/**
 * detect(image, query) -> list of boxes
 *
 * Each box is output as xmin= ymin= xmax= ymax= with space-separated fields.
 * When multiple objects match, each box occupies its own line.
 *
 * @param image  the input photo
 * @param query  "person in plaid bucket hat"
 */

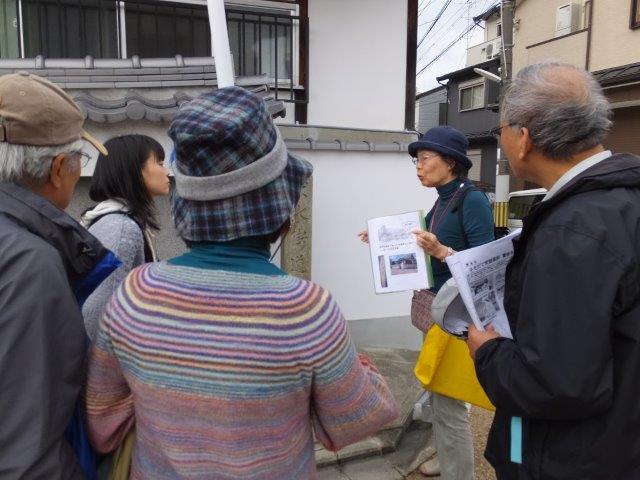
xmin=85 ymin=86 xmax=399 ymax=479
xmin=169 ymin=85 xmax=313 ymax=241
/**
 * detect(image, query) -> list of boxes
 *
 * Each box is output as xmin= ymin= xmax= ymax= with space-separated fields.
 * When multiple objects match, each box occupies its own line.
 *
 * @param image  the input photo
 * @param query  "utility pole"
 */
xmin=207 ymin=0 xmax=235 ymax=88
xmin=493 ymin=0 xmax=515 ymax=236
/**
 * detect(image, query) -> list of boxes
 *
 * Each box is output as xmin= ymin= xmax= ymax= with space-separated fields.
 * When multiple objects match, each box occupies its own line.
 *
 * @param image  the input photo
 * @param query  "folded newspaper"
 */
xmin=443 ymin=230 xmax=521 ymax=339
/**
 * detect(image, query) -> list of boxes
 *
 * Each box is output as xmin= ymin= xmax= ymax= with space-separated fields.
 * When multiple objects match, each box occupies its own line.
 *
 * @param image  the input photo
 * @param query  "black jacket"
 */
xmin=0 ymin=183 xmax=115 ymax=479
xmin=475 ymin=154 xmax=640 ymax=480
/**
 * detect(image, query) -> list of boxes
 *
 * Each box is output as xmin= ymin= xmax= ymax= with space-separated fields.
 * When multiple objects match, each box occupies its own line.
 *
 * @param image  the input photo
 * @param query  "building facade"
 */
xmin=512 ymin=0 xmax=640 ymax=156
xmin=0 ymin=0 xmax=427 ymax=350
xmin=415 ymin=85 xmax=446 ymax=133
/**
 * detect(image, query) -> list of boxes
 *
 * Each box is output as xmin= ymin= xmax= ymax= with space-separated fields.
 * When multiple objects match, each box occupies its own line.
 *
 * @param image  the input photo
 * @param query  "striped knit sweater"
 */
xmin=86 ymin=262 xmax=399 ymax=479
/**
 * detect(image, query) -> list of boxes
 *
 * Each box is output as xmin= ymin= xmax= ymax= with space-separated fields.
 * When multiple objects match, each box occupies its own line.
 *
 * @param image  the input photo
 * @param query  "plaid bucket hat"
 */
xmin=168 ymin=86 xmax=313 ymax=242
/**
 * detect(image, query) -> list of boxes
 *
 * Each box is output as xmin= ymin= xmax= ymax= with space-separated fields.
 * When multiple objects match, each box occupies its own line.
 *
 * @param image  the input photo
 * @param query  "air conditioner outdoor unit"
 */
xmin=555 ymin=3 xmax=581 ymax=37
xmin=484 ymin=39 xmax=501 ymax=60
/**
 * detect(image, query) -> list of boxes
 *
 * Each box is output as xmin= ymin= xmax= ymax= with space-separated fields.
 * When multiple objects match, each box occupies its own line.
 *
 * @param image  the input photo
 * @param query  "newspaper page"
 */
xmin=367 ymin=211 xmax=433 ymax=294
xmin=444 ymin=230 xmax=521 ymax=338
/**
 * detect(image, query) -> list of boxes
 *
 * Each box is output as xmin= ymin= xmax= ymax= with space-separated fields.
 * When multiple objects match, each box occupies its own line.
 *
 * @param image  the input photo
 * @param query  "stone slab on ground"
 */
xmin=315 ymin=347 xmax=423 ymax=467
xmin=318 ymin=421 xmax=432 ymax=480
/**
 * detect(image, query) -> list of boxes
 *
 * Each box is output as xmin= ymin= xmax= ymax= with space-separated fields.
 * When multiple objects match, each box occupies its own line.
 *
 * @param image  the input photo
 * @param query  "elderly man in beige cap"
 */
xmin=0 ymin=72 xmax=119 ymax=479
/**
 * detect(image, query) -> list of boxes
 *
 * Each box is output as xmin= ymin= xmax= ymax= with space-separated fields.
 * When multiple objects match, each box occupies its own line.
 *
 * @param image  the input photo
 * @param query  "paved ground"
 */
xmin=319 ymin=406 xmax=496 ymax=480
xmin=316 ymin=346 xmax=497 ymax=479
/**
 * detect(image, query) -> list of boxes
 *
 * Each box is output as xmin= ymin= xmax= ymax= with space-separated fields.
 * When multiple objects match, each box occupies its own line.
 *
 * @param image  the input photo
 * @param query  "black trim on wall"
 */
xmin=405 ymin=0 xmax=418 ymax=130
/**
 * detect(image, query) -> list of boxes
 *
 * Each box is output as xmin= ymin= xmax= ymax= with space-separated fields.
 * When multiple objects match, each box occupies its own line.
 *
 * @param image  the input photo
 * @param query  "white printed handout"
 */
xmin=367 ymin=211 xmax=434 ymax=294
xmin=444 ymin=230 xmax=521 ymax=338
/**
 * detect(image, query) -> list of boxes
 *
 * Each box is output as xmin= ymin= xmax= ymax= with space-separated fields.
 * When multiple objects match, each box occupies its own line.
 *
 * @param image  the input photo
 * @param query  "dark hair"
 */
xmin=89 ymin=134 xmax=165 ymax=231
xmin=442 ymin=154 xmax=469 ymax=179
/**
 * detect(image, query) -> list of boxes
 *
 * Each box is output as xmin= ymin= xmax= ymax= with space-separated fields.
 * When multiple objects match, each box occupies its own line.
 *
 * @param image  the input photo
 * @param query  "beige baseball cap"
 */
xmin=0 ymin=71 xmax=107 ymax=156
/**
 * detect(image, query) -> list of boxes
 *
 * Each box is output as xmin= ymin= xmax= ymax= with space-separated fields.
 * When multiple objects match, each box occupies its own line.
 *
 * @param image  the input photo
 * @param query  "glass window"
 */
xmin=21 ymin=0 xmax=118 ymax=58
xmin=496 ymin=23 xmax=502 ymax=37
xmin=0 ymin=0 xmax=19 ymax=58
xmin=460 ymin=83 xmax=485 ymax=111
xmin=508 ymin=194 xmax=545 ymax=220
xmin=125 ymin=1 xmax=210 ymax=58
xmin=227 ymin=9 xmax=293 ymax=81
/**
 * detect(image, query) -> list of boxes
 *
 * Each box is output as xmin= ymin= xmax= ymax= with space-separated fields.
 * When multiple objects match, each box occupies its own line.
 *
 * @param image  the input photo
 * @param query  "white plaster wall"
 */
xmin=299 ymin=149 xmax=438 ymax=321
xmin=307 ymin=0 xmax=408 ymax=130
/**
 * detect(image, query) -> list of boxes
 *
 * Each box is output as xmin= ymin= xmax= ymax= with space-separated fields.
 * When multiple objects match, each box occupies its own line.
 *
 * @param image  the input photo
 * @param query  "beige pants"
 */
xmin=431 ymin=392 xmax=474 ymax=480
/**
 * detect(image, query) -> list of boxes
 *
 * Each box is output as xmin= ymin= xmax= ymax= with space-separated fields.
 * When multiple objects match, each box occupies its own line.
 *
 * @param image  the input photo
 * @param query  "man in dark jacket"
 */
xmin=0 ymin=73 xmax=116 ymax=479
xmin=467 ymin=61 xmax=640 ymax=479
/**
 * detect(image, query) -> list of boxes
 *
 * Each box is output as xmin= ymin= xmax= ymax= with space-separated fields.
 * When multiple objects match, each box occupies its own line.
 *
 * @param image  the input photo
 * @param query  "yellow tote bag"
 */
xmin=414 ymin=325 xmax=495 ymax=411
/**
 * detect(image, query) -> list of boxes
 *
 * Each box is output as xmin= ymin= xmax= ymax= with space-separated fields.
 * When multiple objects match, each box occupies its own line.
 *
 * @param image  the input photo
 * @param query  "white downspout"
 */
xmin=207 ymin=0 xmax=235 ymax=88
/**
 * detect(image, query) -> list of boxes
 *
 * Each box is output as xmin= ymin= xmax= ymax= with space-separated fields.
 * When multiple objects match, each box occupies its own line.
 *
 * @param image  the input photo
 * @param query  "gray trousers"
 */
xmin=431 ymin=392 xmax=474 ymax=480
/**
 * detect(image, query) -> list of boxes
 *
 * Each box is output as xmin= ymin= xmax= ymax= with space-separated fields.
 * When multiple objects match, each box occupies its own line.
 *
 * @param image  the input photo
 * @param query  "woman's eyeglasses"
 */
xmin=411 ymin=153 xmax=439 ymax=166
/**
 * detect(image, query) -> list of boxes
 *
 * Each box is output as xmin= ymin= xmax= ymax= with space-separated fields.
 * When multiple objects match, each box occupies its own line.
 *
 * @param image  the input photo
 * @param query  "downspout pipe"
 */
xmin=207 ymin=0 xmax=235 ymax=88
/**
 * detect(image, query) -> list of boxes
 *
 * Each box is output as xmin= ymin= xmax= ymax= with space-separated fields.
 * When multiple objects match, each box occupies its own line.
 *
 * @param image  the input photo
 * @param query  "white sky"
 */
xmin=416 ymin=0 xmax=499 ymax=93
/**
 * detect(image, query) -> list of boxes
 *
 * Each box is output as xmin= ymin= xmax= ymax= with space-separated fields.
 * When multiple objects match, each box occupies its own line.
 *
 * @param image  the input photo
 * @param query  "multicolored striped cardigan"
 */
xmin=85 ymin=261 xmax=399 ymax=479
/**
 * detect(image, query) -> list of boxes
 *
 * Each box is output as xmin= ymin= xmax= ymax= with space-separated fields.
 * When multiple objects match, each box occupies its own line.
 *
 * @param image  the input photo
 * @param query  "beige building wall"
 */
xmin=485 ymin=15 xmax=501 ymax=42
xmin=525 ymin=31 xmax=588 ymax=68
xmin=589 ymin=0 xmax=640 ymax=71
xmin=513 ymin=0 xmax=590 ymax=74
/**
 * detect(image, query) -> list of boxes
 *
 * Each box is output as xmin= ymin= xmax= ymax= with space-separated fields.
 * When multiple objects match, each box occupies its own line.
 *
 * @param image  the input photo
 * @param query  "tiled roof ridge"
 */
xmin=75 ymin=84 xmax=285 ymax=122
xmin=0 ymin=54 xmax=217 ymax=70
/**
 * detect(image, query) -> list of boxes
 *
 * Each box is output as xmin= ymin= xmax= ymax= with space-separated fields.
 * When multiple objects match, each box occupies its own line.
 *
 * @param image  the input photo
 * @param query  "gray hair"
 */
xmin=0 ymin=139 xmax=84 ymax=185
xmin=501 ymin=61 xmax=612 ymax=160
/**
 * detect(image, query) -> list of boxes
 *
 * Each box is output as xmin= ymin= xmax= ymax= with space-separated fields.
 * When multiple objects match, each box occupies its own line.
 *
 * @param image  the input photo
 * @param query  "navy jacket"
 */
xmin=475 ymin=154 xmax=640 ymax=479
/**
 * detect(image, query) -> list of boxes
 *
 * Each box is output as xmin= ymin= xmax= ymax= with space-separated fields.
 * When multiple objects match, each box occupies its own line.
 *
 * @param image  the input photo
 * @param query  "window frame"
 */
xmin=10 ymin=0 xmax=299 ymax=86
xmin=631 ymin=0 xmax=640 ymax=29
xmin=458 ymin=79 xmax=486 ymax=112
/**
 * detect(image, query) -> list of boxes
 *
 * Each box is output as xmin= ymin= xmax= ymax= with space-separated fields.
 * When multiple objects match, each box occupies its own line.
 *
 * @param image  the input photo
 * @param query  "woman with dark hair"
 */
xmin=81 ymin=134 xmax=170 ymax=341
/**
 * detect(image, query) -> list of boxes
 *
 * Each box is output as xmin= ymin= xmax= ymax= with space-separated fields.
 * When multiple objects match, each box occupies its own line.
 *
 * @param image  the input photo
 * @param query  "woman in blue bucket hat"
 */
xmin=360 ymin=125 xmax=494 ymax=478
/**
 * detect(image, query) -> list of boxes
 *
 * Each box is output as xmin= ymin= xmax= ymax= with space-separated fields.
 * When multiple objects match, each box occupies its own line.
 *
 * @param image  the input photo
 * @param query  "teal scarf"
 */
xmin=168 ymin=238 xmax=285 ymax=276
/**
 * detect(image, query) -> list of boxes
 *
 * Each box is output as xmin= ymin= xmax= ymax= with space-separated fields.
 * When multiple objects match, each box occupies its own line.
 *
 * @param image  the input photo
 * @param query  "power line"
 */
xmin=417 ymin=20 xmax=480 ymax=77
xmin=417 ymin=0 xmax=454 ymax=49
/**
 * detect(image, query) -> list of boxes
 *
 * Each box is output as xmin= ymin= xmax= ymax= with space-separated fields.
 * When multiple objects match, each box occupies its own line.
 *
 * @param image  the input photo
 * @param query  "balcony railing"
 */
xmin=466 ymin=37 xmax=502 ymax=67
xmin=2 ymin=0 xmax=306 ymax=102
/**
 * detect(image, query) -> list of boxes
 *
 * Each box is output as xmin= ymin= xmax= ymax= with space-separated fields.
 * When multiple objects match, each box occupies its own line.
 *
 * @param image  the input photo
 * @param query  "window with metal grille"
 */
xmin=21 ymin=0 xmax=118 ymax=58
xmin=124 ymin=0 xmax=211 ymax=58
xmin=0 ymin=0 xmax=297 ymax=85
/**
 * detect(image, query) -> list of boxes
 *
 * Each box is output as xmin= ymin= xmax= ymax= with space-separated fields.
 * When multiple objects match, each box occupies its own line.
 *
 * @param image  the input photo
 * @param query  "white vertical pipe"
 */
xmin=207 ymin=0 xmax=235 ymax=88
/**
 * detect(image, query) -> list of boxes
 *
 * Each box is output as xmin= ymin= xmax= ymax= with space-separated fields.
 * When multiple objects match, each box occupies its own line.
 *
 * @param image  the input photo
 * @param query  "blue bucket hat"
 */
xmin=408 ymin=126 xmax=473 ymax=170
xmin=168 ymin=86 xmax=313 ymax=242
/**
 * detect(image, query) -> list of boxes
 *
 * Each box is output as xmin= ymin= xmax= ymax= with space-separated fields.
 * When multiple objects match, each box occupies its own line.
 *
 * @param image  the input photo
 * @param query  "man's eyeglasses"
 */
xmin=411 ymin=153 xmax=439 ymax=166
xmin=490 ymin=123 xmax=518 ymax=140
xmin=70 ymin=151 xmax=92 ymax=168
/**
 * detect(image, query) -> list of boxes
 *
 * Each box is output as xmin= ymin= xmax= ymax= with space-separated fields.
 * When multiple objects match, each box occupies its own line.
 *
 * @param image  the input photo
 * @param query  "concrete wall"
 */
xmin=300 ymin=149 xmax=436 ymax=323
xmin=590 ymin=0 xmax=640 ymax=71
xmin=306 ymin=0 xmax=408 ymax=130
xmin=416 ymin=87 xmax=446 ymax=133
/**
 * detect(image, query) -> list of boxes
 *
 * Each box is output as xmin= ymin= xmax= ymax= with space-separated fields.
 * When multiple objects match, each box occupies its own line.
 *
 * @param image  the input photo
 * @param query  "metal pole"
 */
xmin=494 ymin=0 xmax=514 ymax=232
xmin=207 ymin=0 xmax=234 ymax=88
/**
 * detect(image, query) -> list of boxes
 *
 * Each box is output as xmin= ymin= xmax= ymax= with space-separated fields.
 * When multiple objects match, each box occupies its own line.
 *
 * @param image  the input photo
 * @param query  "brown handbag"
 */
xmin=411 ymin=289 xmax=437 ymax=333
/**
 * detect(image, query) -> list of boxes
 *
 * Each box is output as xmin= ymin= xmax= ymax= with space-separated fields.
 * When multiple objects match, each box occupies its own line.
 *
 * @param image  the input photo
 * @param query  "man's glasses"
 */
xmin=70 ymin=151 xmax=92 ymax=168
xmin=490 ymin=123 xmax=518 ymax=140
